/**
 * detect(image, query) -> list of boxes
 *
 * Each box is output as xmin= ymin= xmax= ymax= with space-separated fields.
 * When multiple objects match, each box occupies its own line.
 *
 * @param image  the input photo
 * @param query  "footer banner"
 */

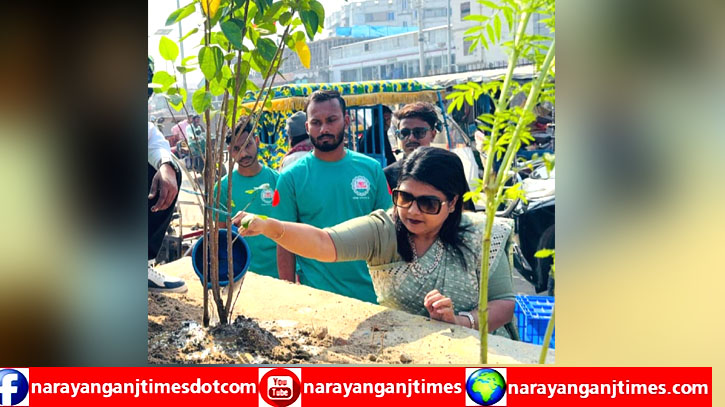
xmin=0 ymin=367 xmax=711 ymax=406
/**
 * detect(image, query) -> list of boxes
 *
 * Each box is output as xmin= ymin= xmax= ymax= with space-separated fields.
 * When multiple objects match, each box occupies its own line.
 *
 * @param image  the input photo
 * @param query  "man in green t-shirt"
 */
xmin=274 ymin=90 xmax=392 ymax=303
xmin=215 ymin=121 xmax=279 ymax=278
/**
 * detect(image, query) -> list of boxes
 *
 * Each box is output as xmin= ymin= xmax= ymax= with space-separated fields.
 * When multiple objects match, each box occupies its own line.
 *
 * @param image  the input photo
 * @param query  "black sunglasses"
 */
xmin=392 ymin=189 xmax=448 ymax=215
xmin=395 ymin=127 xmax=431 ymax=140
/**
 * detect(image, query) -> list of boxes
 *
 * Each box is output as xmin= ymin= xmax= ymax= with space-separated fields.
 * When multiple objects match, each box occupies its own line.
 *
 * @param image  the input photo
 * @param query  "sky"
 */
xmin=148 ymin=0 xmax=345 ymax=88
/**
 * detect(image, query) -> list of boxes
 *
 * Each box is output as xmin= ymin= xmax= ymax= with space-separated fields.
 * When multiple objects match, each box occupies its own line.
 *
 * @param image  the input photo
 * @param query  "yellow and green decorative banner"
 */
xmin=242 ymin=79 xmax=442 ymax=112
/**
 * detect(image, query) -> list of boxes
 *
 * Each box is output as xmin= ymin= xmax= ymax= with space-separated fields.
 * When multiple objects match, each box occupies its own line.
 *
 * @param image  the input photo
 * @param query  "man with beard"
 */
xmin=383 ymin=102 xmax=439 ymax=188
xmin=273 ymin=90 xmax=392 ymax=303
xmin=214 ymin=121 xmax=279 ymax=278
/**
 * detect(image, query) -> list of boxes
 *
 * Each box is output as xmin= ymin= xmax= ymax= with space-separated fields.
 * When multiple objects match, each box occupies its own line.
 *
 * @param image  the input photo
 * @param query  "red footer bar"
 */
xmin=0 ymin=367 xmax=711 ymax=407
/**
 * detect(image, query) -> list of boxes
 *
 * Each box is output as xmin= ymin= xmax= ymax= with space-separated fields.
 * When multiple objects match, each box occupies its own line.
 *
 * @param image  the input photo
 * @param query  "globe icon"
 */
xmin=466 ymin=368 xmax=506 ymax=406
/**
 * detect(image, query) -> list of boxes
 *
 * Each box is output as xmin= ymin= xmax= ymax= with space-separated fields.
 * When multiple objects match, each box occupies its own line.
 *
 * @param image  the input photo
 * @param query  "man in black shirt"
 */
xmin=359 ymin=105 xmax=396 ymax=166
xmin=383 ymin=102 xmax=438 ymax=188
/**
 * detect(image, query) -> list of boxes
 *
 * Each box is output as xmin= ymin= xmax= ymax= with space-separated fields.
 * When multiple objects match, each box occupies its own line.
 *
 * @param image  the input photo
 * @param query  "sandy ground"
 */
xmin=148 ymin=258 xmax=554 ymax=365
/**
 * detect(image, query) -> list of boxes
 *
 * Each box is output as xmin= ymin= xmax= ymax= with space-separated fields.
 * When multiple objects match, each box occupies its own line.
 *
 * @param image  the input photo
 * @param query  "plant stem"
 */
xmin=539 ymin=306 xmax=555 ymax=364
xmin=477 ymin=6 xmax=534 ymax=365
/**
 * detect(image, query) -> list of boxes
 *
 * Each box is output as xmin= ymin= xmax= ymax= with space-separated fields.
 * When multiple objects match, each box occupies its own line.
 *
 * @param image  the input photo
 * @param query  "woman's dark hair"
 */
xmin=394 ymin=147 xmax=473 ymax=267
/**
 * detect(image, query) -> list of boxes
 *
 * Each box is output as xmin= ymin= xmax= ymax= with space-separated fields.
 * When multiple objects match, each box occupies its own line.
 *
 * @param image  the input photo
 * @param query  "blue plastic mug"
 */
xmin=191 ymin=226 xmax=251 ymax=288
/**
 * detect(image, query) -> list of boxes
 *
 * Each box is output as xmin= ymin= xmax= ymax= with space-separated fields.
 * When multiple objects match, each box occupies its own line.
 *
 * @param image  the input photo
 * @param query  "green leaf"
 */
xmin=152 ymin=71 xmax=176 ymax=92
xmin=166 ymin=3 xmax=196 ymax=26
xmin=176 ymin=66 xmax=197 ymax=74
xmin=503 ymin=7 xmax=514 ymax=31
xmin=468 ymin=38 xmax=479 ymax=54
xmin=209 ymin=78 xmax=226 ymax=96
xmin=256 ymin=0 xmax=271 ymax=14
xmin=198 ymin=46 xmax=224 ymax=81
xmin=534 ymin=249 xmax=555 ymax=258
xmin=159 ymin=36 xmax=179 ymax=61
xmin=299 ymin=10 xmax=319 ymax=41
xmin=463 ymin=15 xmax=489 ymax=23
xmin=263 ymin=1 xmax=285 ymax=20
xmin=256 ymin=38 xmax=277 ymax=61
xmin=464 ymin=91 xmax=474 ymax=106
xmin=221 ymin=65 xmax=233 ymax=80
xmin=234 ymin=60 xmax=251 ymax=79
xmin=309 ymin=0 xmax=326 ymax=26
xmin=180 ymin=27 xmax=199 ymax=43
xmin=192 ymin=89 xmax=213 ymax=113
xmin=256 ymin=22 xmax=277 ymax=35
xmin=279 ymin=11 xmax=292 ymax=25
xmin=292 ymin=31 xmax=306 ymax=43
xmin=220 ymin=20 xmax=244 ymax=49
xmin=168 ymin=88 xmax=187 ymax=110
xmin=463 ymin=191 xmax=481 ymax=203
xmin=247 ymin=26 xmax=260 ymax=45
xmin=486 ymin=24 xmax=496 ymax=45
xmin=464 ymin=25 xmax=485 ymax=35
xmin=209 ymin=31 xmax=230 ymax=49
xmin=248 ymin=51 xmax=263 ymax=73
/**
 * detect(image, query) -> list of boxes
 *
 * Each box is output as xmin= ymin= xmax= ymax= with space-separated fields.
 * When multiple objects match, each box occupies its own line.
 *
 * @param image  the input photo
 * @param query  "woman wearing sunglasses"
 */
xmin=233 ymin=147 xmax=515 ymax=332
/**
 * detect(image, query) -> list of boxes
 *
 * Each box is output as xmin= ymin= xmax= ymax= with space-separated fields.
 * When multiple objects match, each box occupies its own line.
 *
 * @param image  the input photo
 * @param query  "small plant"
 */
xmin=447 ymin=0 xmax=555 ymax=363
xmin=151 ymin=0 xmax=324 ymax=325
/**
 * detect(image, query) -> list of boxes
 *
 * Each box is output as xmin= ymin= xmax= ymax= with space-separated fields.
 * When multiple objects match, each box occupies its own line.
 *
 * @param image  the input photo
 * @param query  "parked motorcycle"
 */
xmin=512 ymin=164 xmax=555 ymax=295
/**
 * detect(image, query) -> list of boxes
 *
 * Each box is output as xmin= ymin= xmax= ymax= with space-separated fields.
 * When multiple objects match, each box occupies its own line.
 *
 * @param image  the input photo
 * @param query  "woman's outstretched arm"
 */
xmin=231 ymin=212 xmax=337 ymax=262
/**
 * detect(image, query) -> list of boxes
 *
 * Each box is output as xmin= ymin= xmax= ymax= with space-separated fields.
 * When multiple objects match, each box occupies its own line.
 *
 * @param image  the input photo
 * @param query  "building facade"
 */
xmin=328 ymin=0 xmax=550 ymax=82
xmin=325 ymin=0 xmax=452 ymax=33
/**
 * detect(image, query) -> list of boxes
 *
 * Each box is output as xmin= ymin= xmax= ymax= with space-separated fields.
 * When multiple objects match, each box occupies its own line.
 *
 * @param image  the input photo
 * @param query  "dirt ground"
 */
xmin=148 ymin=257 xmax=554 ymax=365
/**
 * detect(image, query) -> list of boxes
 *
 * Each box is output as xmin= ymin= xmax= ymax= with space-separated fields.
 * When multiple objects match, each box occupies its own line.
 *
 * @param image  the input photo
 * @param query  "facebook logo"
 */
xmin=0 ymin=369 xmax=29 ymax=406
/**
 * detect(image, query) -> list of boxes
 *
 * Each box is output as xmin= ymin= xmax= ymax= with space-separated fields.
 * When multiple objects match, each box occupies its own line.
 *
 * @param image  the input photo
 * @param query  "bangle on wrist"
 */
xmin=458 ymin=311 xmax=476 ymax=329
xmin=273 ymin=222 xmax=286 ymax=240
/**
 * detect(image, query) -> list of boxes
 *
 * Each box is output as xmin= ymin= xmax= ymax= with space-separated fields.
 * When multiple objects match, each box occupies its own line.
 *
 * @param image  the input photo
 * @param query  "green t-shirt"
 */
xmin=274 ymin=149 xmax=393 ymax=303
xmin=215 ymin=165 xmax=279 ymax=278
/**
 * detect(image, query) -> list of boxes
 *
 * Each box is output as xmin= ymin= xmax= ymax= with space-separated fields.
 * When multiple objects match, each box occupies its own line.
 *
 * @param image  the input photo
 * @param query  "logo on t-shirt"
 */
xmin=260 ymin=187 xmax=274 ymax=204
xmin=351 ymin=175 xmax=371 ymax=197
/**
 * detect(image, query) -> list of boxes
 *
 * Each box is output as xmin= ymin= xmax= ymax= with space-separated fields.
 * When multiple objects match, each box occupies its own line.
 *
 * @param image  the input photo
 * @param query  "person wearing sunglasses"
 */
xmin=233 ymin=147 xmax=515 ymax=332
xmin=383 ymin=102 xmax=439 ymax=189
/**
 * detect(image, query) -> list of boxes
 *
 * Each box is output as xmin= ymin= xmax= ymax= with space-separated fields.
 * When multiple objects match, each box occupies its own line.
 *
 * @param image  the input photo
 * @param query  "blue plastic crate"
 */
xmin=514 ymin=295 xmax=555 ymax=348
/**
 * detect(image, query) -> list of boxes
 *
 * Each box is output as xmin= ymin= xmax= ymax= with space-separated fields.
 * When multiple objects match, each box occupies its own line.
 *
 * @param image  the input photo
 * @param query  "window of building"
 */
xmin=362 ymin=66 xmax=376 ymax=81
xmin=424 ymin=8 xmax=447 ymax=18
xmin=342 ymin=69 xmax=359 ymax=82
xmin=461 ymin=2 xmax=470 ymax=19
xmin=388 ymin=12 xmax=394 ymax=21
xmin=364 ymin=43 xmax=370 ymax=52
xmin=402 ymin=0 xmax=408 ymax=10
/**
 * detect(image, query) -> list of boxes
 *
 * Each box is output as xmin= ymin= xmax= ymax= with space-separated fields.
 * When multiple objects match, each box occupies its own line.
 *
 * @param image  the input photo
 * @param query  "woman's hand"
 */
xmin=424 ymin=289 xmax=457 ymax=324
xmin=230 ymin=211 xmax=268 ymax=237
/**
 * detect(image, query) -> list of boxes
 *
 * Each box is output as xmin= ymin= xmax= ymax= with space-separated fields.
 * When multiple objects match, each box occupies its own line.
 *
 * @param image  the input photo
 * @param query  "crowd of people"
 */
xmin=148 ymin=59 xmax=516 ymax=332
